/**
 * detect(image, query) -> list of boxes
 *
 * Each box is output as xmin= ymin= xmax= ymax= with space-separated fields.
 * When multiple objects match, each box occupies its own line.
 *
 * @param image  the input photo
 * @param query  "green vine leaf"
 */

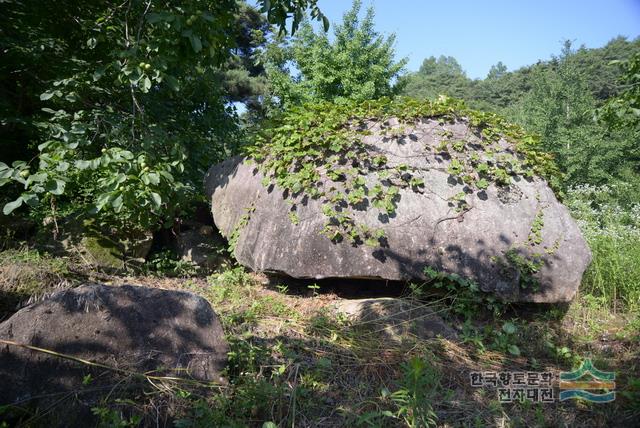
xmin=245 ymin=97 xmax=560 ymax=247
xmin=3 ymin=197 xmax=24 ymax=215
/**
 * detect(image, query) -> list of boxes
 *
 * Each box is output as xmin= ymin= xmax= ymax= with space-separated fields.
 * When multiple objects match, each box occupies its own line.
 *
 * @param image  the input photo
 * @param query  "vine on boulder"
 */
xmin=246 ymin=96 xmax=560 ymax=246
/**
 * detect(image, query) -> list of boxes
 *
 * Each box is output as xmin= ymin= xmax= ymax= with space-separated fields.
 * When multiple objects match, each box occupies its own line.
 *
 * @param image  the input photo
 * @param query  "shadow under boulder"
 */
xmin=171 ymin=222 xmax=231 ymax=272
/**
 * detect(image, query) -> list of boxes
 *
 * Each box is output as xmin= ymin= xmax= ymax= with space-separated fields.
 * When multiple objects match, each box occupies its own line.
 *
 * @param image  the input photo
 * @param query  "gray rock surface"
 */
xmin=174 ymin=224 xmax=229 ymax=271
xmin=0 ymin=283 xmax=228 ymax=406
xmin=205 ymin=118 xmax=591 ymax=303
xmin=333 ymin=298 xmax=457 ymax=342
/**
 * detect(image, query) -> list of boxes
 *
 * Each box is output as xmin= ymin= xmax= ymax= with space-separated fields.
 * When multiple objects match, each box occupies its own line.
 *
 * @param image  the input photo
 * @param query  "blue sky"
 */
xmin=314 ymin=0 xmax=640 ymax=79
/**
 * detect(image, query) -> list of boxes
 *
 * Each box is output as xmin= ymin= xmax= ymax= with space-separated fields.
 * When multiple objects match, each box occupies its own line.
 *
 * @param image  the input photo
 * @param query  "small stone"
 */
xmin=333 ymin=297 xmax=457 ymax=342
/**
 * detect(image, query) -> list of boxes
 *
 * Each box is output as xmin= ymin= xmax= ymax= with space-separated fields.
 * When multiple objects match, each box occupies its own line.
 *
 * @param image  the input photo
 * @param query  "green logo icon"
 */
xmin=559 ymin=359 xmax=615 ymax=403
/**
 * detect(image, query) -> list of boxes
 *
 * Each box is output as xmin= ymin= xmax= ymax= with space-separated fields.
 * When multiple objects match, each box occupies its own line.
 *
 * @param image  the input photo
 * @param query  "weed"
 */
xmin=359 ymin=355 xmax=440 ymax=427
xmin=491 ymin=321 xmax=521 ymax=356
xmin=275 ymin=284 xmax=289 ymax=294
xmin=227 ymin=204 xmax=255 ymax=255
xmin=205 ymin=267 xmax=295 ymax=327
xmin=422 ymin=265 xmax=505 ymax=318
xmin=460 ymin=320 xmax=486 ymax=351
xmin=621 ymin=377 xmax=640 ymax=409
xmin=307 ymin=283 xmax=321 ymax=297
xmin=142 ymin=250 xmax=199 ymax=277
xmin=91 ymin=407 xmax=141 ymax=428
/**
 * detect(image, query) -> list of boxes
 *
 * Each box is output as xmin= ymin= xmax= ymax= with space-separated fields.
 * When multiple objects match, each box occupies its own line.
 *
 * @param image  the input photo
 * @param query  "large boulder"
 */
xmin=205 ymin=101 xmax=591 ymax=303
xmin=0 ymin=283 xmax=228 ymax=408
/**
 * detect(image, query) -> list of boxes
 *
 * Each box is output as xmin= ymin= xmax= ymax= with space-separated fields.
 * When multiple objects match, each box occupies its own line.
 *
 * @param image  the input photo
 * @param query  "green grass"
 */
xmin=581 ymin=233 xmax=640 ymax=312
xmin=566 ymin=184 xmax=640 ymax=313
xmin=1 ymin=259 xmax=639 ymax=427
xmin=141 ymin=249 xmax=200 ymax=278
xmin=0 ymin=248 xmax=74 ymax=318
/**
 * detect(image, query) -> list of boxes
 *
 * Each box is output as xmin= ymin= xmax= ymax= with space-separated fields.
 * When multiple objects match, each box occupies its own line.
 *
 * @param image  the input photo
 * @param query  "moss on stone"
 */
xmin=80 ymin=234 xmax=125 ymax=270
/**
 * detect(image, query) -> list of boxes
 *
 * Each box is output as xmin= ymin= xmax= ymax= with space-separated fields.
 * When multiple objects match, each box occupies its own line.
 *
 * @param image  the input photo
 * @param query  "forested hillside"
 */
xmin=401 ymin=37 xmax=640 ymax=189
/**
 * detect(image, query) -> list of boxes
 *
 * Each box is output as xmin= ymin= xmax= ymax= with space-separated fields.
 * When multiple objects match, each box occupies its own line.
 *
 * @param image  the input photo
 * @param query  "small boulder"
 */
xmin=173 ymin=223 xmax=229 ymax=271
xmin=333 ymin=297 xmax=457 ymax=342
xmin=0 ymin=283 xmax=228 ymax=407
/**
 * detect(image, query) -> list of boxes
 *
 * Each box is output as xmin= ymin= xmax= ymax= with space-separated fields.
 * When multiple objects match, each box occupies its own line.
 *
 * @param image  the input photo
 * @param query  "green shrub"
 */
xmin=0 ymin=0 xmax=243 ymax=236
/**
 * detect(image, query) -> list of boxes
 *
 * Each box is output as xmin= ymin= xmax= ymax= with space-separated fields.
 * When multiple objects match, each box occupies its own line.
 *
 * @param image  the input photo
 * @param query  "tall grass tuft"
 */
xmin=567 ymin=184 xmax=640 ymax=312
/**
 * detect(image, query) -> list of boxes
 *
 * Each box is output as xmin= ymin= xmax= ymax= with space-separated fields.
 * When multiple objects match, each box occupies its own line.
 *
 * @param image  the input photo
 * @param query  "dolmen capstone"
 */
xmin=205 ymin=99 xmax=591 ymax=303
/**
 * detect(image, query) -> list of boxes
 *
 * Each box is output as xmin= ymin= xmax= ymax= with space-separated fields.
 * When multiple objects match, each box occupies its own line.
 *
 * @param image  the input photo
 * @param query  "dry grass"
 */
xmin=159 ymin=269 xmax=640 ymax=427
xmin=1 ymin=258 xmax=638 ymax=427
